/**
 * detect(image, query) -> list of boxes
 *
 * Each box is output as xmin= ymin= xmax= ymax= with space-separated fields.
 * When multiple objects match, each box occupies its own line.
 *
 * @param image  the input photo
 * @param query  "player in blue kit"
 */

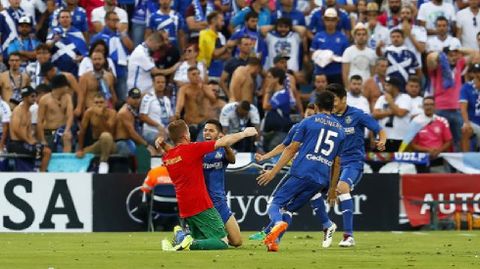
xmin=257 ymin=91 xmax=345 ymax=252
xmin=156 ymin=119 xmax=242 ymax=247
xmin=322 ymin=83 xmax=387 ymax=247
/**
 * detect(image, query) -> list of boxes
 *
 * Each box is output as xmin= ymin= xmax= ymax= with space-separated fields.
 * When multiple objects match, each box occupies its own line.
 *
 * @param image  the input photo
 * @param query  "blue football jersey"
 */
xmin=282 ymin=123 xmax=300 ymax=146
xmin=203 ymin=147 xmax=229 ymax=203
xmin=290 ymin=113 xmax=345 ymax=184
xmin=332 ymin=106 xmax=382 ymax=167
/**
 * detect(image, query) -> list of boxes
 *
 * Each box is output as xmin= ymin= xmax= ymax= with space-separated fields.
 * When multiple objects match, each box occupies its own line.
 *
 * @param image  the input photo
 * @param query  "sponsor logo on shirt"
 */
xmin=344 ymin=127 xmax=355 ymax=135
xmin=164 ymin=156 xmax=182 ymax=166
xmin=203 ymin=162 xmax=223 ymax=170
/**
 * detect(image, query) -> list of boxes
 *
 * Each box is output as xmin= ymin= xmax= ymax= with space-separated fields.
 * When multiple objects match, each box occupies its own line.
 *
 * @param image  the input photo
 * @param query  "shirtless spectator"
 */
xmin=139 ymin=74 xmax=174 ymax=146
xmin=175 ymin=67 xmax=217 ymax=141
xmin=115 ymin=88 xmax=148 ymax=156
xmin=229 ymin=57 xmax=262 ymax=103
xmin=37 ymin=75 xmax=75 ymax=153
xmin=363 ymin=57 xmax=388 ymax=112
xmin=40 ymin=62 xmax=83 ymax=117
xmin=76 ymin=94 xmax=117 ymax=174
xmin=79 ymin=51 xmax=117 ymax=109
xmin=8 ymin=86 xmax=51 ymax=171
xmin=0 ymin=52 xmax=30 ymax=109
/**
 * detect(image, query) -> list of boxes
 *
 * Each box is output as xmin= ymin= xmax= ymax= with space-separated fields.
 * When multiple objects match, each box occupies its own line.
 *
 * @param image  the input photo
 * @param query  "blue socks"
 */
xmin=339 ymin=193 xmax=354 ymax=236
xmin=310 ymin=194 xmax=333 ymax=230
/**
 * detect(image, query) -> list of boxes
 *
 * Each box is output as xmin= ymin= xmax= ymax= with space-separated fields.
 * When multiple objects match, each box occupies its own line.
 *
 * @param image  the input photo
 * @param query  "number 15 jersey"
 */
xmin=291 ymin=113 xmax=345 ymax=185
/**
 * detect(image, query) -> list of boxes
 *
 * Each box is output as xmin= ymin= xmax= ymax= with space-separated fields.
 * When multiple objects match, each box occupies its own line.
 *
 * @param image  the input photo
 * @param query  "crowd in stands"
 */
xmin=0 ymin=0 xmax=480 ymax=173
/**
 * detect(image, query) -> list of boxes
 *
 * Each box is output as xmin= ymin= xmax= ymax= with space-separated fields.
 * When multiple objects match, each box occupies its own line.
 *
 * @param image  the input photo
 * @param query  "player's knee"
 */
xmin=336 ymin=181 xmax=350 ymax=194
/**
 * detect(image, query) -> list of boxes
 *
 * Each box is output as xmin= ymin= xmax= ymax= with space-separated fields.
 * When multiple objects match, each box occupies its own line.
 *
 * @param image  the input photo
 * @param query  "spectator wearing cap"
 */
xmin=46 ymin=9 xmax=88 ymax=76
xmin=36 ymin=74 xmax=75 ymax=153
xmin=50 ymin=0 xmax=89 ymax=42
xmin=365 ymin=2 xmax=389 ymax=51
xmin=25 ymin=43 xmax=51 ymax=88
xmin=76 ymin=93 xmax=117 ymax=174
xmin=342 ymin=22 xmax=376 ymax=86
xmin=373 ymin=75 xmax=412 ymax=152
xmin=310 ymin=7 xmax=349 ymax=85
xmin=381 ymin=29 xmax=420 ymax=86
xmin=308 ymin=0 xmax=352 ymax=39
xmin=198 ymin=11 xmax=235 ymax=81
xmin=9 ymin=86 xmax=51 ymax=171
xmin=261 ymin=17 xmax=306 ymax=73
xmin=392 ymin=5 xmax=426 ymax=69
xmin=377 ymin=0 xmax=402 ymax=29
xmin=145 ymin=0 xmax=186 ymax=51
xmin=425 ymin=43 xmax=477 ymax=151
xmin=230 ymin=0 xmax=271 ymax=31
xmin=90 ymin=11 xmax=133 ymax=102
xmin=127 ymin=32 xmax=166 ymax=95
xmin=427 ymin=16 xmax=461 ymax=53
xmin=411 ymin=96 xmax=453 ymax=171
xmin=460 ymin=63 xmax=480 ymax=151
xmin=230 ymin=12 xmax=267 ymax=64
xmin=417 ymin=0 xmax=456 ymax=36
xmin=0 ymin=52 xmax=30 ymax=109
xmin=7 ymin=16 xmax=39 ymax=69
xmin=219 ymin=37 xmax=254 ymax=96
xmin=91 ymin=0 xmax=129 ymax=34
xmin=115 ymin=87 xmax=148 ymax=157
xmin=456 ymin=0 xmax=480 ymax=50
xmin=271 ymin=0 xmax=306 ymax=26
xmin=40 ymin=61 xmax=83 ymax=117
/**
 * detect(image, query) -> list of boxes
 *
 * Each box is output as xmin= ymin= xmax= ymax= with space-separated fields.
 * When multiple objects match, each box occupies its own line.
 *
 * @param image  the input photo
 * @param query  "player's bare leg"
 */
xmin=225 ymin=215 xmax=242 ymax=247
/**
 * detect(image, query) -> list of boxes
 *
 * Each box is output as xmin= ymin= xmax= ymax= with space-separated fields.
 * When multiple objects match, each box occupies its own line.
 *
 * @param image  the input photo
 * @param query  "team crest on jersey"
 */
xmin=336 ymin=37 xmax=340 ymax=43
xmin=215 ymin=151 xmax=223 ymax=159
xmin=76 ymin=15 xmax=81 ymax=20
xmin=345 ymin=116 xmax=352 ymax=124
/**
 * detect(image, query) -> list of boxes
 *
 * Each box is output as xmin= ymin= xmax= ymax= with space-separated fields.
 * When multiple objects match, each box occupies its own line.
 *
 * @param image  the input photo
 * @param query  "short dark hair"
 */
xmin=50 ymin=74 xmax=70 ymax=90
xmin=276 ymin=17 xmax=292 ymax=29
xmin=35 ymin=83 xmax=51 ymax=93
xmin=208 ymin=80 xmax=219 ymax=85
xmin=350 ymin=74 xmax=363 ymax=82
xmin=315 ymin=91 xmax=335 ymax=112
xmin=306 ymin=103 xmax=316 ymax=110
xmin=105 ymin=11 xmax=118 ymax=20
xmin=152 ymin=73 xmax=166 ymax=80
xmin=435 ymin=16 xmax=448 ymax=25
xmin=326 ymin=83 xmax=347 ymax=99
xmin=268 ymin=67 xmax=286 ymax=85
xmin=35 ymin=43 xmax=50 ymax=52
xmin=245 ymin=11 xmax=258 ymax=22
xmin=93 ymin=93 xmax=105 ymax=99
xmin=247 ymin=57 xmax=261 ymax=66
xmin=58 ymin=9 xmax=70 ymax=19
xmin=8 ymin=52 xmax=21 ymax=59
xmin=187 ymin=66 xmax=199 ymax=73
xmin=390 ymin=29 xmax=404 ymax=37
xmin=207 ymin=11 xmax=221 ymax=24
xmin=205 ymin=119 xmax=223 ymax=133
xmin=239 ymin=100 xmax=251 ymax=111
xmin=168 ymin=120 xmax=189 ymax=144
xmin=423 ymin=96 xmax=435 ymax=103
xmin=407 ymin=75 xmax=421 ymax=85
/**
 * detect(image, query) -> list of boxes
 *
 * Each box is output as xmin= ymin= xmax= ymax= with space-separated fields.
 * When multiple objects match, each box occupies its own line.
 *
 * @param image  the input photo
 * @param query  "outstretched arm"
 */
xmin=255 ymin=143 xmax=287 ymax=162
xmin=256 ymin=141 xmax=300 ymax=186
xmin=214 ymin=127 xmax=257 ymax=149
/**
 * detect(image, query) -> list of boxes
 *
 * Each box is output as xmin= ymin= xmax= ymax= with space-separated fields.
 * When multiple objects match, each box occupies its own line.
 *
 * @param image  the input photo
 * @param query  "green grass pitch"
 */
xmin=1 ymin=231 xmax=479 ymax=269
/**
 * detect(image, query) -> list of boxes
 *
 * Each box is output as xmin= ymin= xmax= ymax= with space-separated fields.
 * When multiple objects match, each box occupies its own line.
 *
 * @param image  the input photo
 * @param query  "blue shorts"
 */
xmin=116 ymin=139 xmax=136 ymax=156
xmin=340 ymin=165 xmax=363 ymax=189
xmin=285 ymin=188 xmax=328 ymax=212
xmin=271 ymin=176 xmax=326 ymax=210
xmin=214 ymin=200 xmax=233 ymax=224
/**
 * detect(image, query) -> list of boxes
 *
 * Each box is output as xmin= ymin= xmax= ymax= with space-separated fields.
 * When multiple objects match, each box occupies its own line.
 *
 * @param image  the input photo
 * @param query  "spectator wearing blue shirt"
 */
xmin=308 ymin=0 xmax=352 ymax=39
xmin=230 ymin=12 xmax=267 ymax=65
xmin=50 ymin=0 xmax=89 ymax=42
xmin=145 ymin=0 xmax=186 ymax=51
xmin=7 ymin=16 xmax=39 ymax=70
xmin=460 ymin=64 xmax=480 ymax=151
xmin=130 ymin=0 xmax=158 ymax=46
xmin=271 ymin=0 xmax=306 ymax=26
xmin=91 ymin=11 xmax=134 ymax=101
xmin=310 ymin=8 xmax=349 ymax=85
xmin=230 ymin=0 xmax=271 ymax=30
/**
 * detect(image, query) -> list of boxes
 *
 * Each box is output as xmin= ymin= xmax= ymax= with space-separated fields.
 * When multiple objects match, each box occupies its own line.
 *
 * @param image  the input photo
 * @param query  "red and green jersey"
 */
xmin=162 ymin=141 xmax=215 ymax=218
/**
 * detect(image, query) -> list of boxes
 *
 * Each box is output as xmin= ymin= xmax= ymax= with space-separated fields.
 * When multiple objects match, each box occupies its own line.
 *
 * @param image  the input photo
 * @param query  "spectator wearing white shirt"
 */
xmin=139 ymin=74 xmax=174 ymax=146
xmin=365 ymin=2 xmax=389 ymax=51
xmin=346 ymin=75 xmax=370 ymax=114
xmin=127 ymin=32 xmax=166 ymax=94
xmin=456 ymin=0 xmax=480 ymax=50
xmin=173 ymin=43 xmax=208 ymax=87
xmin=91 ymin=0 xmax=128 ymax=34
xmin=342 ymin=22 xmax=377 ymax=86
xmin=219 ymin=100 xmax=260 ymax=152
xmin=417 ymin=0 xmax=456 ymax=36
xmin=427 ymin=16 xmax=462 ymax=53
xmin=0 ymin=98 xmax=11 ymax=152
xmin=406 ymin=76 xmax=423 ymax=118
xmin=394 ymin=5 xmax=427 ymax=68
xmin=373 ymin=75 xmax=412 ymax=151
